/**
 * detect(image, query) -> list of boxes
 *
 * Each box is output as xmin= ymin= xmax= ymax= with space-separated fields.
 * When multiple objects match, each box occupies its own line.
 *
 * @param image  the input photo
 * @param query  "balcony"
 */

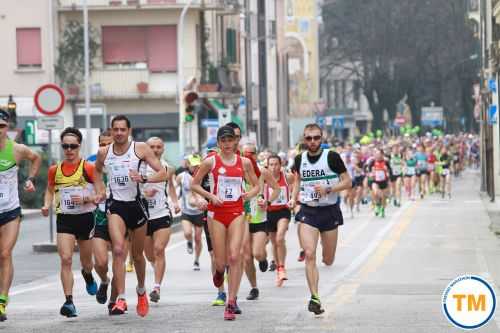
xmin=66 ymin=66 xmax=200 ymax=100
xmin=58 ymin=0 xmax=242 ymax=11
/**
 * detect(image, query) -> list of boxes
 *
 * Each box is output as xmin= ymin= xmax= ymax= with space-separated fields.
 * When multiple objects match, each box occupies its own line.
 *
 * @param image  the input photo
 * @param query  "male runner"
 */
xmin=0 ymin=109 xmax=41 ymax=322
xmin=94 ymin=115 xmax=168 ymax=317
xmin=290 ymin=124 xmax=351 ymax=315
xmin=143 ymin=137 xmax=179 ymax=303
xmin=42 ymin=127 xmax=98 ymax=317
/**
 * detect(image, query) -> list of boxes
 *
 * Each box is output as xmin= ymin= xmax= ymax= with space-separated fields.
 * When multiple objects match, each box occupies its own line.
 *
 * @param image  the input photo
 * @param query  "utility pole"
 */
xmin=244 ymin=0 xmax=253 ymax=136
xmin=257 ymin=0 xmax=268 ymax=147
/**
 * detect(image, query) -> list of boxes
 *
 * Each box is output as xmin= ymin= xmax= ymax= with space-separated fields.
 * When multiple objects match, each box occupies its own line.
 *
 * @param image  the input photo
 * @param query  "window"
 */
xmin=16 ymin=28 xmax=42 ymax=68
xmin=102 ymin=25 xmax=177 ymax=72
xmin=226 ymin=28 xmax=237 ymax=64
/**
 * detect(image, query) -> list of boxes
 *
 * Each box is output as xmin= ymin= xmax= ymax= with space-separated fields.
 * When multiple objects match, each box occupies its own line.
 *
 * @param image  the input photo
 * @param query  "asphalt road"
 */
xmin=2 ymin=169 xmax=500 ymax=332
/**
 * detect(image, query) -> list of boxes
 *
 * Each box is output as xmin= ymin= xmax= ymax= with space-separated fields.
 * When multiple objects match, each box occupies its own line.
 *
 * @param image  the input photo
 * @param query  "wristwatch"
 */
xmin=141 ymin=175 xmax=148 ymax=183
xmin=27 ymin=176 xmax=35 ymax=184
xmin=325 ymin=187 xmax=332 ymax=194
xmin=266 ymin=200 xmax=271 ymax=206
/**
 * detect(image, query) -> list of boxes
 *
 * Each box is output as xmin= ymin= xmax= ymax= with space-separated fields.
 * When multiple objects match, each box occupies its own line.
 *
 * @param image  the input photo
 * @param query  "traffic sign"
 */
xmin=421 ymin=105 xmax=444 ymax=127
xmin=34 ymin=84 xmax=65 ymax=116
xmin=201 ymin=119 xmax=219 ymax=128
xmin=37 ymin=116 xmax=64 ymax=130
xmin=332 ymin=116 xmax=345 ymax=129
xmin=488 ymin=105 xmax=497 ymax=125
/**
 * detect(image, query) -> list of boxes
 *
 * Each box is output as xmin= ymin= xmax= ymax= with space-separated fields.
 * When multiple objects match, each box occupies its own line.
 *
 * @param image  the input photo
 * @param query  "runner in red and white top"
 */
xmin=265 ymin=154 xmax=294 ymax=287
xmin=191 ymin=126 xmax=259 ymax=321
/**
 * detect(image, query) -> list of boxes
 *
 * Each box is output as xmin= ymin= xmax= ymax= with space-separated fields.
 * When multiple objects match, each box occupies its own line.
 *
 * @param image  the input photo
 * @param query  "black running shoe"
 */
xmin=234 ymin=298 xmax=242 ymax=314
xmin=258 ymin=259 xmax=268 ymax=272
xmin=246 ymin=288 xmax=259 ymax=301
xmin=107 ymin=302 xmax=114 ymax=315
xmin=96 ymin=283 xmax=109 ymax=304
xmin=308 ymin=299 xmax=325 ymax=315
xmin=268 ymin=260 xmax=277 ymax=272
xmin=187 ymin=241 xmax=193 ymax=254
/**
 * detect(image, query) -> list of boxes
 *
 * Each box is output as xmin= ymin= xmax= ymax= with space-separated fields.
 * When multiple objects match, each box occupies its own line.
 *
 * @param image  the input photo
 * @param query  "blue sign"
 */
xmin=201 ymin=119 xmax=219 ymax=128
xmin=332 ymin=116 xmax=345 ymax=129
xmin=316 ymin=116 xmax=326 ymax=128
xmin=489 ymin=79 xmax=497 ymax=93
xmin=489 ymin=105 xmax=497 ymax=125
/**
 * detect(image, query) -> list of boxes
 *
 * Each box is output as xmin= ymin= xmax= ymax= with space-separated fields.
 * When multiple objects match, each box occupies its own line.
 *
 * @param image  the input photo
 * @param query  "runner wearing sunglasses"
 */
xmin=42 ymin=127 xmax=98 ymax=318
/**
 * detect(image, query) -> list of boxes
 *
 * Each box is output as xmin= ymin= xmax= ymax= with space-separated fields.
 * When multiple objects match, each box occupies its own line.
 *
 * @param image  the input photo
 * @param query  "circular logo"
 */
xmin=442 ymin=275 xmax=496 ymax=330
xmin=218 ymin=167 xmax=226 ymax=175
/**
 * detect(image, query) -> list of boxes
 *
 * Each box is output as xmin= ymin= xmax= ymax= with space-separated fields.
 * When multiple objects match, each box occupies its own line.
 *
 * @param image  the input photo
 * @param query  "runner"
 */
xmin=351 ymin=149 xmax=365 ymax=213
xmin=426 ymin=146 xmax=438 ymax=194
xmin=368 ymin=148 xmax=391 ymax=218
xmin=265 ymin=154 xmax=293 ymax=287
xmin=290 ymin=123 xmax=352 ymax=315
xmin=94 ymin=115 xmax=168 ymax=317
xmin=191 ymin=125 xmax=259 ymax=321
xmin=177 ymin=154 xmax=205 ymax=269
xmin=415 ymin=144 xmax=428 ymax=199
xmin=241 ymin=144 xmax=280 ymax=299
xmin=404 ymin=149 xmax=417 ymax=201
xmin=42 ymin=127 xmax=98 ymax=318
xmin=389 ymin=143 xmax=403 ymax=207
xmin=0 ymin=109 xmax=41 ymax=322
xmin=89 ymin=131 xmax=117 ymax=310
xmin=438 ymin=146 xmax=453 ymax=199
xmin=143 ymin=137 xmax=179 ymax=303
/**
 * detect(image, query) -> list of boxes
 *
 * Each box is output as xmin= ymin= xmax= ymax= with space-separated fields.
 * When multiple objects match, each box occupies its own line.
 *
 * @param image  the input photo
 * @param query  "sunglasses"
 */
xmin=61 ymin=143 xmax=80 ymax=150
xmin=0 ymin=124 xmax=7 ymax=129
xmin=99 ymin=143 xmax=110 ymax=147
xmin=304 ymin=135 xmax=322 ymax=142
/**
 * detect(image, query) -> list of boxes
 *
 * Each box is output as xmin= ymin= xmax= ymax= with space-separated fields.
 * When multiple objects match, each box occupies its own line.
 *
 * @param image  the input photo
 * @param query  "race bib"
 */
xmin=301 ymin=181 xmax=322 ymax=202
xmin=428 ymin=163 xmax=435 ymax=171
xmin=110 ymin=164 xmax=130 ymax=189
xmin=442 ymin=169 xmax=450 ymax=176
xmin=0 ymin=184 xmax=10 ymax=206
xmin=406 ymin=166 xmax=416 ymax=176
xmin=374 ymin=170 xmax=386 ymax=182
xmin=217 ymin=176 xmax=242 ymax=202
xmin=147 ymin=191 xmax=164 ymax=210
xmin=269 ymin=186 xmax=288 ymax=206
xmin=60 ymin=186 xmax=83 ymax=213
xmin=392 ymin=165 xmax=402 ymax=176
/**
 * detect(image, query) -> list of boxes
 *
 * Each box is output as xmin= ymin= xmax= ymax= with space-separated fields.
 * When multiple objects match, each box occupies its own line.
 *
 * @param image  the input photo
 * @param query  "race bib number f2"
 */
xmin=217 ymin=176 xmax=242 ymax=202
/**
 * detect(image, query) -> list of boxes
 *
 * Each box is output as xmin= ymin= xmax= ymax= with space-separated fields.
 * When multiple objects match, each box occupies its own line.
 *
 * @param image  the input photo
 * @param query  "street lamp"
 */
xmin=7 ymin=95 xmax=17 ymax=128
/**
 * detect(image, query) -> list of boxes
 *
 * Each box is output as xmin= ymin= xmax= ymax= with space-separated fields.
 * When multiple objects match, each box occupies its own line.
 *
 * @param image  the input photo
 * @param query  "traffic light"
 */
xmin=184 ymin=91 xmax=198 ymax=123
xmin=7 ymin=95 xmax=17 ymax=128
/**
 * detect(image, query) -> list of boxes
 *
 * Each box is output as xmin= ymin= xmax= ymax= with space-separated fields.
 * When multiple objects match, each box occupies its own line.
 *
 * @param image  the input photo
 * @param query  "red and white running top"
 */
xmin=265 ymin=171 xmax=290 ymax=212
xmin=207 ymin=153 xmax=245 ymax=213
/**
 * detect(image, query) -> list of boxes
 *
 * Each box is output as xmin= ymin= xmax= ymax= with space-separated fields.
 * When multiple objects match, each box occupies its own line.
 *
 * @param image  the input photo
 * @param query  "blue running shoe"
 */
xmin=60 ymin=302 xmax=77 ymax=318
xmin=81 ymin=270 xmax=98 ymax=296
xmin=212 ymin=292 xmax=226 ymax=306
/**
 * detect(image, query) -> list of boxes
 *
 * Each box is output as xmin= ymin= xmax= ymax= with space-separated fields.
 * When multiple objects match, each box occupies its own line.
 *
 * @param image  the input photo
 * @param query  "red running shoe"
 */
xmin=137 ymin=291 xmax=149 ymax=317
xmin=213 ymin=270 xmax=224 ymax=288
xmin=298 ymin=250 xmax=305 ymax=262
xmin=224 ymin=301 xmax=236 ymax=321
xmin=111 ymin=298 xmax=127 ymax=315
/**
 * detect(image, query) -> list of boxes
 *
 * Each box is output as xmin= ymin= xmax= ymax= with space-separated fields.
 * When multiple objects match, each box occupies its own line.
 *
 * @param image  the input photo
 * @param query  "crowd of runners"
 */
xmin=0 ymin=109 xmax=480 ymax=322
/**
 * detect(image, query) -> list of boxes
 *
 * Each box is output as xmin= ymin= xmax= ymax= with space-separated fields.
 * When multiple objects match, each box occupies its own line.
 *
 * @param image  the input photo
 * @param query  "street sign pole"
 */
xmin=48 ymin=130 xmax=53 ymax=243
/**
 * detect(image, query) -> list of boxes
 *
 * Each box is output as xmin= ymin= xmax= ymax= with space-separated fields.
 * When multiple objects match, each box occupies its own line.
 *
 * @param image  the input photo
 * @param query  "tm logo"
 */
xmin=442 ymin=275 xmax=496 ymax=330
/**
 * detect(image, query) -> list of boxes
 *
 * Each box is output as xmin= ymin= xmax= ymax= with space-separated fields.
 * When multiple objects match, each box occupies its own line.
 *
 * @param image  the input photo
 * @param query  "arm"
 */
xmin=288 ymin=172 xmax=300 ymax=209
xmin=263 ymin=169 xmax=281 ymax=203
xmin=167 ymin=166 xmax=180 ymax=213
xmin=330 ymin=171 xmax=352 ymax=193
xmin=41 ymin=167 xmax=56 ymax=217
xmin=131 ymin=143 xmax=168 ymax=183
xmin=191 ymin=158 xmax=221 ymax=206
xmin=242 ymin=157 xmax=260 ymax=201
xmin=16 ymin=144 xmax=42 ymax=192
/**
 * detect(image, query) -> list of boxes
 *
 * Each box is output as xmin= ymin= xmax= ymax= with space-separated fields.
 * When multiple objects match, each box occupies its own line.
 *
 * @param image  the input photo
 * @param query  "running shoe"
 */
xmin=213 ymin=270 xmax=224 ymax=288
xmin=0 ymin=303 xmax=6 ymax=322
xmin=298 ymin=250 xmax=305 ymax=262
xmin=276 ymin=266 xmax=288 ymax=287
xmin=126 ymin=261 xmax=134 ymax=273
xmin=212 ymin=291 xmax=226 ymax=306
xmin=193 ymin=261 xmax=200 ymax=271
xmin=60 ymin=302 xmax=77 ymax=318
xmin=187 ymin=240 xmax=193 ymax=254
xmin=268 ymin=260 xmax=277 ymax=272
xmin=96 ymin=282 xmax=109 ymax=304
xmin=107 ymin=302 xmax=114 ymax=315
xmin=234 ymin=298 xmax=242 ymax=314
xmin=246 ymin=288 xmax=259 ymax=300
xmin=137 ymin=291 xmax=149 ymax=317
xmin=258 ymin=259 xmax=268 ymax=272
xmin=149 ymin=288 xmax=160 ymax=303
xmin=380 ymin=207 xmax=385 ymax=218
xmin=224 ymin=301 xmax=236 ymax=321
xmin=82 ymin=270 xmax=98 ymax=296
xmin=374 ymin=205 xmax=380 ymax=217
xmin=308 ymin=298 xmax=325 ymax=315
xmin=111 ymin=298 xmax=127 ymax=315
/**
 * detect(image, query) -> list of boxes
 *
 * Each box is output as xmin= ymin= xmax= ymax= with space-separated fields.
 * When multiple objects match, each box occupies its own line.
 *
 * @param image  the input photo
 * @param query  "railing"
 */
xmin=58 ymin=0 xmax=232 ymax=9
xmin=69 ymin=66 xmax=201 ymax=98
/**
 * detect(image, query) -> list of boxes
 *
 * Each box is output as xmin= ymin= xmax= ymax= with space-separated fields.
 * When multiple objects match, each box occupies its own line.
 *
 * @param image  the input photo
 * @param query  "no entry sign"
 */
xmin=34 ymin=84 xmax=65 ymax=116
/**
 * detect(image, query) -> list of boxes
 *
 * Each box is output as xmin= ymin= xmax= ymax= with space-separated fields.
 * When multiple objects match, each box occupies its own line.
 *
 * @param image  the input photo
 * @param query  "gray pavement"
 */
xmin=2 ymin=169 xmax=500 ymax=332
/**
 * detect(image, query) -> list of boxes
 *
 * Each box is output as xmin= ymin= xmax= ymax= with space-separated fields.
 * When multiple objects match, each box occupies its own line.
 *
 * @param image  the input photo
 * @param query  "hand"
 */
xmin=196 ymin=199 xmax=208 ymax=211
xmin=70 ymin=195 xmax=83 ymax=205
xmin=257 ymin=197 xmax=267 ymax=210
xmin=144 ymin=188 xmax=158 ymax=198
xmin=129 ymin=170 xmax=143 ymax=183
xmin=24 ymin=180 xmax=35 ymax=193
xmin=41 ymin=206 xmax=49 ymax=217
xmin=241 ymin=192 xmax=251 ymax=201
xmin=94 ymin=192 xmax=106 ymax=204
xmin=287 ymin=199 xmax=296 ymax=210
xmin=209 ymin=194 xmax=223 ymax=206
xmin=314 ymin=184 xmax=328 ymax=198
xmin=173 ymin=203 xmax=181 ymax=214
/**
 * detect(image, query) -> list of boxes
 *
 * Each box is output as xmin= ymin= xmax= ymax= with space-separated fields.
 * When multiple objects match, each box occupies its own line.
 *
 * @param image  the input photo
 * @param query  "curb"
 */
xmin=479 ymin=192 xmax=500 ymax=236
